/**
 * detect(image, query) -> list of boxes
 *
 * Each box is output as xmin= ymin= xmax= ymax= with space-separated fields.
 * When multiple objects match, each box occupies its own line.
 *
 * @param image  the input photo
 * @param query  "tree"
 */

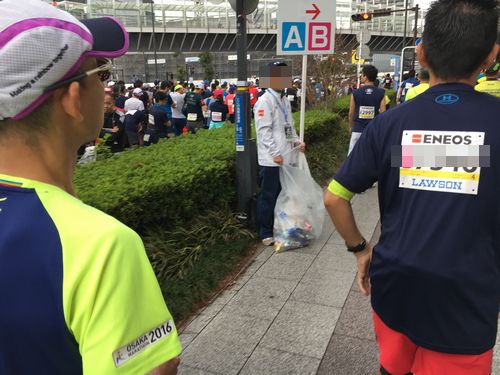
xmin=198 ymin=52 xmax=215 ymax=82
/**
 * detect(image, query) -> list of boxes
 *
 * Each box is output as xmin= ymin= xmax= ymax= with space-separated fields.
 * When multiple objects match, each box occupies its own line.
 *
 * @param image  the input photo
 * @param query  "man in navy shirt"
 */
xmin=325 ymin=0 xmax=499 ymax=374
xmin=348 ymin=65 xmax=386 ymax=155
xmin=398 ymin=69 xmax=420 ymax=103
xmin=147 ymin=91 xmax=171 ymax=144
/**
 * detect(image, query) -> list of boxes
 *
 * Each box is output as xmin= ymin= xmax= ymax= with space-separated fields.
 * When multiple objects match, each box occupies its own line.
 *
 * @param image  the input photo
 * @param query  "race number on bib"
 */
xmin=359 ymin=106 xmax=375 ymax=119
xmin=148 ymin=114 xmax=154 ymax=125
xmin=187 ymin=113 xmax=198 ymax=121
xmin=287 ymin=95 xmax=295 ymax=102
xmin=212 ymin=112 xmax=222 ymax=122
xmin=399 ymin=131 xmax=485 ymax=195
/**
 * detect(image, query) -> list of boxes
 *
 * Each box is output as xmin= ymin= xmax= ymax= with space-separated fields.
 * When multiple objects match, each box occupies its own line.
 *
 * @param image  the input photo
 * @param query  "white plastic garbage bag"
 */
xmin=274 ymin=152 xmax=325 ymax=252
xmin=78 ymin=145 xmax=96 ymax=165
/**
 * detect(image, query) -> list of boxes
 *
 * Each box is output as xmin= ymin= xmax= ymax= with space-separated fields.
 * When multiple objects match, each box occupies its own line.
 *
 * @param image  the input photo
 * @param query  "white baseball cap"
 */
xmin=133 ymin=88 xmax=143 ymax=96
xmin=195 ymin=83 xmax=205 ymax=90
xmin=0 ymin=0 xmax=129 ymax=121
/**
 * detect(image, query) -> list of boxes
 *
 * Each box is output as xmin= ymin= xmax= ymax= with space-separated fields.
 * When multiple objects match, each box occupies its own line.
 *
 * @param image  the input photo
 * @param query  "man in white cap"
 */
xmin=0 ymin=1 xmax=181 ymax=374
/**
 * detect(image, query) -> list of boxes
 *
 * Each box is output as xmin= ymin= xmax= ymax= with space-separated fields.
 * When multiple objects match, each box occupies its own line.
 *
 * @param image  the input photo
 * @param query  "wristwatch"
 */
xmin=346 ymin=238 xmax=367 ymax=253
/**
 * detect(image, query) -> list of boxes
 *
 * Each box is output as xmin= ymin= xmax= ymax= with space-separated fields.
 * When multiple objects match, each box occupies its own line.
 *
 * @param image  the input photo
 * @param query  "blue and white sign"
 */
xmin=277 ymin=0 xmax=336 ymax=55
xmin=235 ymin=94 xmax=245 ymax=152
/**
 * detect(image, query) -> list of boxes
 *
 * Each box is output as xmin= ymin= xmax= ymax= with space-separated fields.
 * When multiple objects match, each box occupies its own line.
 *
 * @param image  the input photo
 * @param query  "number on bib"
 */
xmin=212 ymin=112 xmax=223 ymax=122
xmin=359 ymin=106 xmax=375 ymax=119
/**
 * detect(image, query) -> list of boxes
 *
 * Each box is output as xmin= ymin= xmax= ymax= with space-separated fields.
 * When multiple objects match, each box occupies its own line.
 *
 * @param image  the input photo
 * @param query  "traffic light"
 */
xmin=351 ymin=12 xmax=372 ymax=22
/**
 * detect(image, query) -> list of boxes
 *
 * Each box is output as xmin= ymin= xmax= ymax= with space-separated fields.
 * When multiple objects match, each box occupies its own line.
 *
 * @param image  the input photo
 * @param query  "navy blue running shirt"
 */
xmin=334 ymin=83 xmax=500 ymax=355
xmin=352 ymin=86 xmax=386 ymax=133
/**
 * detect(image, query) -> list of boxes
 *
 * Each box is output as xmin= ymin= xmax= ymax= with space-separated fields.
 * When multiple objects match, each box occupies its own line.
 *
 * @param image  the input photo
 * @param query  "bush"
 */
xmin=74 ymin=127 xmax=237 ymax=233
xmin=74 ymin=111 xmax=344 ymax=233
xmin=73 ymin=111 xmax=348 ymax=321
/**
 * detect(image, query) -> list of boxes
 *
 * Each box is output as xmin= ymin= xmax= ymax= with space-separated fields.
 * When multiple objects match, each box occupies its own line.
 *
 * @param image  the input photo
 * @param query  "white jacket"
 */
xmin=254 ymin=89 xmax=299 ymax=167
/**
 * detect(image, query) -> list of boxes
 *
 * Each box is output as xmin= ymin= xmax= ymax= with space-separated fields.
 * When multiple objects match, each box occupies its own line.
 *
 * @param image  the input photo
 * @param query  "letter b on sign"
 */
xmin=309 ymin=22 xmax=331 ymax=51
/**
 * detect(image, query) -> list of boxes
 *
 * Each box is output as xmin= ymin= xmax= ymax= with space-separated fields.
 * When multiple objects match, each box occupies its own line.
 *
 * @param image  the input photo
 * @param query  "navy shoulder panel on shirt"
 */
xmin=0 ymin=186 xmax=82 ymax=375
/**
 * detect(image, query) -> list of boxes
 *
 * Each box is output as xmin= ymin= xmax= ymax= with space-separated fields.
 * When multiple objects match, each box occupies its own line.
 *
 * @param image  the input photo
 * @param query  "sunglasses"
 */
xmin=43 ymin=59 xmax=113 ymax=93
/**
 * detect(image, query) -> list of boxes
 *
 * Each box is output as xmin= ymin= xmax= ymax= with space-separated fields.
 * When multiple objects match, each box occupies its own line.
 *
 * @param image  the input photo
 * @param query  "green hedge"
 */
xmin=74 ymin=111 xmax=344 ymax=234
xmin=75 ymin=128 xmax=236 ymax=233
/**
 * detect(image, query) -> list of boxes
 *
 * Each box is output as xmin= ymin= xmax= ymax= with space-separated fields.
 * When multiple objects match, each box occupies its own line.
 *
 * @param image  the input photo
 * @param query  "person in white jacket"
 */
xmin=254 ymin=62 xmax=305 ymax=246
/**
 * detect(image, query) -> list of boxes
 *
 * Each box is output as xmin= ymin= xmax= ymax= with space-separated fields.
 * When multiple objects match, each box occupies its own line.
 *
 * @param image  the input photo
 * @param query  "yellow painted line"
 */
xmin=400 ymin=168 xmax=480 ymax=181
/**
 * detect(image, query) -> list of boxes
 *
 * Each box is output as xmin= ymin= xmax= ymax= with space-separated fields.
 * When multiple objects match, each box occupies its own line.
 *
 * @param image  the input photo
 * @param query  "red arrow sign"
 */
xmin=306 ymin=3 xmax=320 ymax=20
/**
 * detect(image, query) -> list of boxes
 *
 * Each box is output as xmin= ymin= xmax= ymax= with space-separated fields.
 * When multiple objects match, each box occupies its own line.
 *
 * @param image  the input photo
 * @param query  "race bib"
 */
xmin=143 ymin=134 xmax=151 ymax=142
xmin=203 ymin=110 xmax=210 ymax=119
xmin=187 ymin=113 xmax=198 ymax=121
xmin=148 ymin=114 xmax=154 ymax=125
xmin=359 ymin=106 xmax=375 ymax=119
xmin=399 ymin=131 xmax=485 ymax=195
xmin=212 ymin=112 xmax=223 ymax=122
xmin=287 ymin=95 xmax=295 ymax=102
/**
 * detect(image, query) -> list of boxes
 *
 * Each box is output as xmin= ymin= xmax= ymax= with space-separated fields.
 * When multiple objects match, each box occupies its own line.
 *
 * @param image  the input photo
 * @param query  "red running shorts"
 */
xmin=373 ymin=312 xmax=493 ymax=375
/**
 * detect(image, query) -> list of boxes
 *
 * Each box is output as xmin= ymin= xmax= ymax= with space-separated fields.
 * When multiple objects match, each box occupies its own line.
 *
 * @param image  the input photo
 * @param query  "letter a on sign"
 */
xmin=309 ymin=23 xmax=331 ymax=51
xmin=282 ymin=22 xmax=306 ymax=52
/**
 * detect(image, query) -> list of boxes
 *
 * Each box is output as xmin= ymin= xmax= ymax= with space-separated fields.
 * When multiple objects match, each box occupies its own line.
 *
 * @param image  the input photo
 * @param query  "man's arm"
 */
xmin=254 ymin=100 xmax=282 ymax=163
xmin=379 ymin=97 xmax=387 ymax=113
xmin=324 ymin=188 xmax=373 ymax=296
xmin=148 ymin=357 xmax=180 ymax=375
xmin=348 ymin=95 xmax=356 ymax=133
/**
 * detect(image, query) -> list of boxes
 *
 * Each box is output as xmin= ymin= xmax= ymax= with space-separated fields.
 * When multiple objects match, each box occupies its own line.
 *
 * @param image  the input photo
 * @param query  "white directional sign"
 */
xmin=277 ymin=0 xmax=336 ymax=55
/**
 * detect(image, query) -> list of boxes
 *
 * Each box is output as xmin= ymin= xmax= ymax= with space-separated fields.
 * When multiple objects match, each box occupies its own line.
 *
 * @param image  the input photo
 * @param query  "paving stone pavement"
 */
xmin=178 ymin=187 xmax=500 ymax=374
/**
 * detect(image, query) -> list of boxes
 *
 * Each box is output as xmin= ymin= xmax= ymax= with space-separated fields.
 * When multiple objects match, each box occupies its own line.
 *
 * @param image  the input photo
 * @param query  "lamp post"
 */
xmin=143 ymin=0 xmax=158 ymax=82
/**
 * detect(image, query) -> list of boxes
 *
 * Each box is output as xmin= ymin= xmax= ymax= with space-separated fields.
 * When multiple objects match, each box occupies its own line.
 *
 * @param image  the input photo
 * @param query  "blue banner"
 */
xmin=235 ymin=94 xmax=245 ymax=152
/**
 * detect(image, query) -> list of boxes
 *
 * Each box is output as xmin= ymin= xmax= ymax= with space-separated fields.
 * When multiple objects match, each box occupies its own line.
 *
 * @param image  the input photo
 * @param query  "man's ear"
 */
xmin=59 ymin=82 xmax=84 ymax=122
xmin=416 ymin=43 xmax=428 ymax=69
xmin=482 ymin=43 xmax=500 ymax=70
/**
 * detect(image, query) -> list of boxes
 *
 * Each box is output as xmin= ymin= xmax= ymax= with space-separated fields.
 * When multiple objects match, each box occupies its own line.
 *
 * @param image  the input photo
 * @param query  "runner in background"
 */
xmin=208 ymin=90 xmax=228 ymax=130
xmin=405 ymin=69 xmax=430 ymax=101
xmin=184 ymin=83 xmax=207 ymax=134
xmin=348 ymin=65 xmax=386 ymax=155
xmin=475 ymin=61 xmax=500 ymax=97
xmin=225 ymin=86 xmax=236 ymax=124
xmin=170 ymin=84 xmax=187 ymax=136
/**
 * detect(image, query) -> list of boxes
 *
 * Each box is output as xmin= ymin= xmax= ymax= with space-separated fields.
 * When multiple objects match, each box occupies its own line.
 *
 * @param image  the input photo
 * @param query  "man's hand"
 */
xmin=355 ymin=244 xmax=373 ymax=296
xmin=273 ymin=155 xmax=284 ymax=165
xmin=111 ymin=126 xmax=120 ymax=133
xmin=295 ymin=142 xmax=306 ymax=153
xmin=148 ymin=357 xmax=180 ymax=375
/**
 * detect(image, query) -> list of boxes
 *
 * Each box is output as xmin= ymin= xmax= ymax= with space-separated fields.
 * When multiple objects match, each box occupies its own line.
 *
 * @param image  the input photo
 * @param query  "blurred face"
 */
xmin=103 ymin=95 xmax=114 ymax=113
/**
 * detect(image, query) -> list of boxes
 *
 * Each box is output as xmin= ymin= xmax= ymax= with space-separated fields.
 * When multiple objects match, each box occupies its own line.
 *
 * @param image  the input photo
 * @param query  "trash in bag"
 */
xmin=274 ymin=151 xmax=325 ymax=253
xmin=78 ymin=145 xmax=97 ymax=165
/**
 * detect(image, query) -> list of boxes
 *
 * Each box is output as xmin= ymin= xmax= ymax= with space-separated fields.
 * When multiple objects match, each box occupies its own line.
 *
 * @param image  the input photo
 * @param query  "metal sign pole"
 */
xmin=299 ymin=55 xmax=307 ymax=142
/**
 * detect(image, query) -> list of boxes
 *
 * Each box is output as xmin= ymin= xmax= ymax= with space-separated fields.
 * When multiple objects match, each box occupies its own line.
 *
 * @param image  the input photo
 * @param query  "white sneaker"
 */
xmin=262 ymin=237 xmax=274 ymax=246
